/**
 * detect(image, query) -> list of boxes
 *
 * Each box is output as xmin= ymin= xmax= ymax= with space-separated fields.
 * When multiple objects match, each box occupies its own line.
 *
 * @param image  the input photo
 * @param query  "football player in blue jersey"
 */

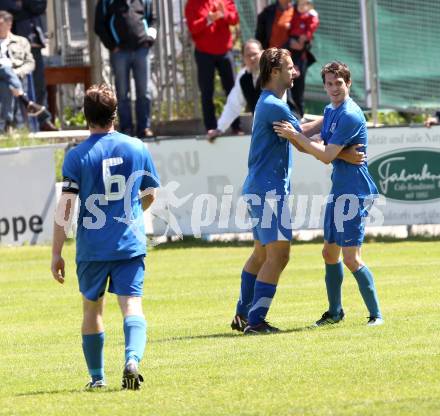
xmin=229 ymin=47 xmax=300 ymax=335
xmin=273 ymin=61 xmax=383 ymax=327
xmin=228 ymin=47 xmax=305 ymax=335
xmin=51 ymin=84 xmax=160 ymax=389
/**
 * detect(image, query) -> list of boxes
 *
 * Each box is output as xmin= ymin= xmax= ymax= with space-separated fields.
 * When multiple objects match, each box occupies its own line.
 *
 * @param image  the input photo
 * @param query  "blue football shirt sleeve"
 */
xmin=288 ymin=111 xmax=302 ymax=133
xmin=328 ymin=112 xmax=362 ymax=147
xmin=141 ymin=148 xmax=160 ymax=190
xmin=61 ymin=149 xmax=81 ymax=193
xmin=62 ymin=149 xmax=80 ymax=181
xmin=272 ymin=103 xmax=302 ymax=142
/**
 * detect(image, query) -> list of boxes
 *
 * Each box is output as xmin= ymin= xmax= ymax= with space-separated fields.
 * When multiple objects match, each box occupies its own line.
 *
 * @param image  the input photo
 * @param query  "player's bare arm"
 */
xmin=338 ymin=144 xmax=366 ymax=164
xmin=300 ymin=116 xmax=323 ymax=138
xmin=273 ymin=120 xmax=342 ymax=163
xmin=51 ymin=192 xmax=77 ymax=284
xmin=274 ymin=121 xmax=365 ymax=164
xmin=140 ymin=188 xmax=156 ymax=211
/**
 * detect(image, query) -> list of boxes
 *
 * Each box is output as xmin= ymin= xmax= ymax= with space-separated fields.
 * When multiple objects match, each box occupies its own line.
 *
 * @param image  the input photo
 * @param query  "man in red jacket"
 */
xmin=185 ymin=0 xmax=241 ymax=134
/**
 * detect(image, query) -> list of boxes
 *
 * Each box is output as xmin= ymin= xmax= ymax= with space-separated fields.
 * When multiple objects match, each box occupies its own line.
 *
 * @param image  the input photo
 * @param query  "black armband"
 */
xmin=62 ymin=177 xmax=79 ymax=194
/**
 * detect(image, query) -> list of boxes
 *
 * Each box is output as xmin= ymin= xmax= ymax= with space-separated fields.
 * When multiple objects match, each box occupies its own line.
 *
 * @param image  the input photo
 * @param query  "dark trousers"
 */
xmin=31 ymin=47 xmax=47 ymax=106
xmin=194 ymin=49 xmax=240 ymax=131
xmin=290 ymin=56 xmax=308 ymax=118
xmin=110 ymin=47 xmax=152 ymax=136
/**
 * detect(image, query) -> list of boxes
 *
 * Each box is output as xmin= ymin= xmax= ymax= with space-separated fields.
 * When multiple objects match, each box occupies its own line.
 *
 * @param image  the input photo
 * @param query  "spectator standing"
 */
xmin=255 ymin=0 xmax=294 ymax=50
xmin=185 ymin=0 xmax=242 ymax=134
xmin=0 ymin=10 xmax=53 ymax=133
xmin=255 ymin=0 xmax=301 ymax=115
xmin=95 ymin=0 xmax=157 ymax=138
xmin=207 ymin=39 xmax=262 ymax=141
xmin=287 ymin=0 xmax=319 ymax=117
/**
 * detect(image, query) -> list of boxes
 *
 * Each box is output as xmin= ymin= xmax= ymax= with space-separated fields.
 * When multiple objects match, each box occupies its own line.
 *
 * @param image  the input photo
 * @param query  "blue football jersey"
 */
xmin=242 ymin=90 xmax=301 ymax=197
xmin=321 ymin=98 xmax=378 ymax=198
xmin=62 ymin=131 xmax=160 ymax=262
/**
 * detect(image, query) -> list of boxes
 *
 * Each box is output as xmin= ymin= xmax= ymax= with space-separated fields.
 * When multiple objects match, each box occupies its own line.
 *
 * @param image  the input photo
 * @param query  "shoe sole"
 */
xmin=313 ymin=320 xmax=344 ymax=327
xmin=314 ymin=315 xmax=345 ymax=327
xmin=367 ymin=320 xmax=385 ymax=327
xmin=122 ymin=375 xmax=140 ymax=390
xmin=243 ymin=326 xmax=280 ymax=335
xmin=122 ymin=368 xmax=143 ymax=390
xmin=231 ymin=322 xmax=247 ymax=332
xmin=231 ymin=316 xmax=248 ymax=332
xmin=243 ymin=329 xmax=279 ymax=335
xmin=85 ymin=381 xmax=107 ymax=390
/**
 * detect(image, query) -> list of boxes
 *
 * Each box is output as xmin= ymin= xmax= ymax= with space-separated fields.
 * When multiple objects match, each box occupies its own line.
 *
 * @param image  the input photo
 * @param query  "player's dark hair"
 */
xmin=0 ymin=11 xmax=13 ymax=23
xmin=321 ymin=61 xmax=351 ymax=84
xmin=259 ymin=47 xmax=291 ymax=88
xmin=83 ymin=83 xmax=117 ymax=128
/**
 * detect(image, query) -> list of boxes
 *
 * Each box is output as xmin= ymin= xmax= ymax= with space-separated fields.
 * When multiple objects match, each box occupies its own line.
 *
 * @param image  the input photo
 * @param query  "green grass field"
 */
xmin=1 ymin=240 xmax=440 ymax=416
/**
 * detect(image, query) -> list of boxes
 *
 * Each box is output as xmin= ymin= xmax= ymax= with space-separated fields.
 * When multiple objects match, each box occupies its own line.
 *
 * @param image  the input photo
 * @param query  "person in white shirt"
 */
xmin=207 ymin=39 xmax=263 ymax=142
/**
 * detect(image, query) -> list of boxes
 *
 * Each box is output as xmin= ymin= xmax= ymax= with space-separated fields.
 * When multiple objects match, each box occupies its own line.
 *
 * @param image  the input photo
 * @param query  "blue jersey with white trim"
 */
xmin=321 ymin=97 xmax=378 ymax=198
xmin=242 ymin=90 xmax=301 ymax=196
xmin=62 ymin=131 xmax=160 ymax=262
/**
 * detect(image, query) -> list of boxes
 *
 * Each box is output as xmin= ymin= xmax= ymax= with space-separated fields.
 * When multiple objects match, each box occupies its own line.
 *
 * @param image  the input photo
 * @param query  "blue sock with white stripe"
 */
xmin=352 ymin=265 xmax=382 ymax=318
xmin=236 ymin=270 xmax=257 ymax=317
xmin=123 ymin=315 xmax=147 ymax=364
xmin=325 ymin=262 xmax=344 ymax=317
xmin=247 ymin=280 xmax=277 ymax=327
xmin=82 ymin=332 xmax=105 ymax=382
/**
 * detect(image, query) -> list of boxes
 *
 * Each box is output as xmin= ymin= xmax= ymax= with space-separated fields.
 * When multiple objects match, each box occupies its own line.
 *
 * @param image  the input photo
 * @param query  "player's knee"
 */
xmin=82 ymin=297 xmax=104 ymax=315
xmin=119 ymin=296 xmax=143 ymax=317
xmin=343 ymin=256 xmax=361 ymax=272
xmin=322 ymin=247 xmax=338 ymax=264
xmin=272 ymin=250 xmax=290 ymax=269
xmin=252 ymin=251 xmax=266 ymax=267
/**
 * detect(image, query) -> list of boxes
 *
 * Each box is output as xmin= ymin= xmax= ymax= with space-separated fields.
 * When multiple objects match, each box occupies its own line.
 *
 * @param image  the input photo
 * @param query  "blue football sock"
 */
xmin=352 ymin=265 xmax=382 ymax=318
xmin=123 ymin=315 xmax=147 ymax=364
xmin=325 ymin=262 xmax=344 ymax=317
xmin=236 ymin=270 xmax=257 ymax=317
xmin=247 ymin=280 xmax=277 ymax=327
xmin=82 ymin=332 xmax=105 ymax=382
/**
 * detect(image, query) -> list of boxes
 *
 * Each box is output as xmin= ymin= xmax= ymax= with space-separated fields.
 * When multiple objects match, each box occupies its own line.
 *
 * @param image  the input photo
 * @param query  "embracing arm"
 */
xmin=292 ymin=136 xmax=342 ymax=164
xmin=275 ymin=120 xmax=365 ymax=164
xmin=300 ymin=116 xmax=323 ymax=138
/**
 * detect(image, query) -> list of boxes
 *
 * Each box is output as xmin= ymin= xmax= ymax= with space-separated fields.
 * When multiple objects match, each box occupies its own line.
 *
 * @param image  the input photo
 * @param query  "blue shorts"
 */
xmin=324 ymin=196 xmax=373 ymax=247
xmin=77 ymin=255 xmax=145 ymax=301
xmin=248 ymin=196 xmax=292 ymax=246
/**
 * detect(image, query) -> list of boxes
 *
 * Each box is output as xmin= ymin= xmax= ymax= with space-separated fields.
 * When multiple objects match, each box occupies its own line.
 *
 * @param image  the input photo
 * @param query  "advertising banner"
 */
xmin=148 ymin=126 xmax=440 ymax=236
xmin=367 ymin=126 xmax=440 ymax=225
xmin=0 ymin=146 xmax=57 ymax=245
xmin=1 ymin=125 xmax=439 ymax=244
xmin=148 ymin=136 xmax=331 ymax=237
